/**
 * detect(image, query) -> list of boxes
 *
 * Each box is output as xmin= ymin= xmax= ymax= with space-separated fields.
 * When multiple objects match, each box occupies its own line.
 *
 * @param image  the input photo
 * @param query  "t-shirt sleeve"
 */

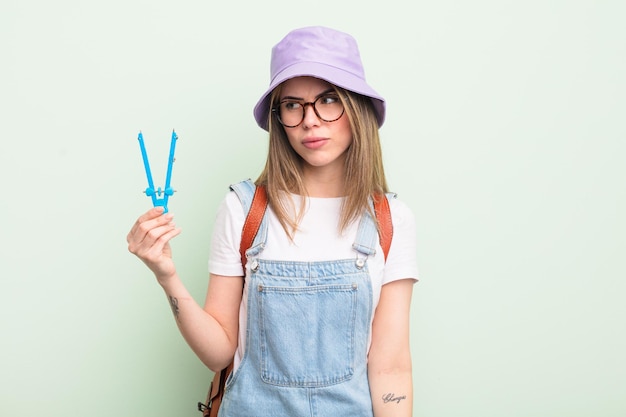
xmin=208 ymin=191 xmax=246 ymax=277
xmin=383 ymin=198 xmax=419 ymax=285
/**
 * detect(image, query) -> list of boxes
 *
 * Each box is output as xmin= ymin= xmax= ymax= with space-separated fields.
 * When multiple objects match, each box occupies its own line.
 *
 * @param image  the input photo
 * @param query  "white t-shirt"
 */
xmin=208 ymin=191 xmax=419 ymax=369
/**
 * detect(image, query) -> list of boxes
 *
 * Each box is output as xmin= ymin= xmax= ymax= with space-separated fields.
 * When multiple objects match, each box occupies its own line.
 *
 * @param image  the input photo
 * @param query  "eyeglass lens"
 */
xmin=276 ymin=94 xmax=344 ymax=127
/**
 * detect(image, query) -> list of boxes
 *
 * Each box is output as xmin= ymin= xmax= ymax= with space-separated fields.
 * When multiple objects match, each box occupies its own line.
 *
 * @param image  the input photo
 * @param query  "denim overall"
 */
xmin=218 ymin=180 xmax=381 ymax=417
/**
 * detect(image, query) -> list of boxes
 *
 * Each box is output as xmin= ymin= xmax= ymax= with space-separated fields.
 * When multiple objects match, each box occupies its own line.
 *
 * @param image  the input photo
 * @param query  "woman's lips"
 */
xmin=302 ymin=137 xmax=329 ymax=149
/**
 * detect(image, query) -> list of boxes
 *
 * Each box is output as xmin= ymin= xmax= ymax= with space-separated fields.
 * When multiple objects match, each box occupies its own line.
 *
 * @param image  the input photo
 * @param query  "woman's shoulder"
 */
xmin=214 ymin=186 xmax=247 ymax=223
xmin=386 ymin=194 xmax=416 ymax=227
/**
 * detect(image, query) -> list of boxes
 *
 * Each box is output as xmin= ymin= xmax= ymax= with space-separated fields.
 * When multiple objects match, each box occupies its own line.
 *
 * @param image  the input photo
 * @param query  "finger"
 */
xmin=127 ymin=207 xmax=167 ymax=237
xmin=128 ymin=224 xmax=172 ymax=257
xmin=142 ymin=226 xmax=182 ymax=259
xmin=128 ymin=216 xmax=176 ymax=256
xmin=135 ymin=226 xmax=182 ymax=267
xmin=139 ymin=219 xmax=178 ymax=249
xmin=128 ymin=210 xmax=173 ymax=245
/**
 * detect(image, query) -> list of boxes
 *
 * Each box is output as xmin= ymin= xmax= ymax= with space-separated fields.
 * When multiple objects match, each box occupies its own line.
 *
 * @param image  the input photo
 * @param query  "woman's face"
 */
xmin=278 ymin=76 xmax=353 ymax=176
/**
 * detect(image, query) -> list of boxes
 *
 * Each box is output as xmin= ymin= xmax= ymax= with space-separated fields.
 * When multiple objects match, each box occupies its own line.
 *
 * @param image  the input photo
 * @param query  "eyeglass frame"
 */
xmin=271 ymin=92 xmax=346 ymax=128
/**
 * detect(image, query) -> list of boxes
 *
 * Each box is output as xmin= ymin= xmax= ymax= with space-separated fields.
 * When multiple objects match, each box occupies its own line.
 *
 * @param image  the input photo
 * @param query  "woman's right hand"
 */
xmin=127 ymin=207 xmax=182 ymax=283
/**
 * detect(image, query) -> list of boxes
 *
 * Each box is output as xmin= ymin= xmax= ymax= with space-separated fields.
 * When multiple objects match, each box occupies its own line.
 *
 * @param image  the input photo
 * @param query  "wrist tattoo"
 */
xmin=382 ymin=393 xmax=406 ymax=404
xmin=168 ymin=295 xmax=180 ymax=319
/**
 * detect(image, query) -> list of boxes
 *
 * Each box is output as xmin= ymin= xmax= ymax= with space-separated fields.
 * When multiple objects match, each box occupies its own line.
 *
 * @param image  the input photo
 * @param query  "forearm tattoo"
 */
xmin=168 ymin=295 xmax=180 ymax=319
xmin=382 ymin=393 xmax=406 ymax=404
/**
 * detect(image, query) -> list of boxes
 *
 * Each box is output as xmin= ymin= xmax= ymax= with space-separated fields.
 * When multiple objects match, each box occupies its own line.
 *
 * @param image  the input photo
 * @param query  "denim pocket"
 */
xmin=258 ymin=283 xmax=358 ymax=387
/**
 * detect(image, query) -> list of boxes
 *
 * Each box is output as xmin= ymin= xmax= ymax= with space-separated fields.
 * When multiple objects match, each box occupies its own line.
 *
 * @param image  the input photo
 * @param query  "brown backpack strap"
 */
xmin=239 ymin=184 xmax=268 ymax=267
xmin=240 ymin=187 xmax=392 ymax=264
xmin=373 ymin=193 xmax=393 ymax=262
xmin=198 ymin=362 xmax=233 ymax=417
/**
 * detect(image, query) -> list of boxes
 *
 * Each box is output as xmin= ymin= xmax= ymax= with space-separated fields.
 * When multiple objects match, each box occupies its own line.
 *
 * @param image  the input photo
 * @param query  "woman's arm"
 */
xmin=368 ymin=278 xmax=415 ymax=417
xmin=159 ymin=273 xmax=242 ymax=372
xmin=127 ymin=207 xmax=241 ymax=372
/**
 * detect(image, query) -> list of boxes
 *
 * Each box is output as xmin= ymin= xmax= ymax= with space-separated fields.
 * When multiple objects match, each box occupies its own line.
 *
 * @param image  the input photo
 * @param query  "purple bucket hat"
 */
xmin=253 ymin=26 xmax=386 ymax=131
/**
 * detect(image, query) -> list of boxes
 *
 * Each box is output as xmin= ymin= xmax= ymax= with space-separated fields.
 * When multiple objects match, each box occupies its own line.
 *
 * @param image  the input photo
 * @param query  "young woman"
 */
xmin=128 ymin=26 xmax=419 ymax=417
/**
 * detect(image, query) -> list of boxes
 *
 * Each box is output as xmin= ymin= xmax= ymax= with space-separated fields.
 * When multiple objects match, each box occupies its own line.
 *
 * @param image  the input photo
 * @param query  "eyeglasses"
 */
xmin=272 ymin=93 xmax=345 ymax=128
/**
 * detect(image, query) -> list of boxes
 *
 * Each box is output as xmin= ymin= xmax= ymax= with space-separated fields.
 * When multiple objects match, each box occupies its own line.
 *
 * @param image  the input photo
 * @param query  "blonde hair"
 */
xmin=256 ymin=83 xmax=388 ymax=239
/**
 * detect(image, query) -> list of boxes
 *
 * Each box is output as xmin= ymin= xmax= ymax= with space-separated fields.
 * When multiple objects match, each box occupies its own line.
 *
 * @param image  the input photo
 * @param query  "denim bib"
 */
xmin=218 ymin=180 xmax=378 ymax=416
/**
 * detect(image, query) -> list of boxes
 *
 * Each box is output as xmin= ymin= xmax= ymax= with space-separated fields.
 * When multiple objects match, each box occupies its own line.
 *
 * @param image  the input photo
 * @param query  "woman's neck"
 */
xmin=301 ymin=166 xmax=346 ymax=198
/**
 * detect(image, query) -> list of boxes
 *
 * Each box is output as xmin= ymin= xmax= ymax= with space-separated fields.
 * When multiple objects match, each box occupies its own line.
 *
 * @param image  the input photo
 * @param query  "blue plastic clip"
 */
xmin=137 ymin=130 xmax=178 ymax=213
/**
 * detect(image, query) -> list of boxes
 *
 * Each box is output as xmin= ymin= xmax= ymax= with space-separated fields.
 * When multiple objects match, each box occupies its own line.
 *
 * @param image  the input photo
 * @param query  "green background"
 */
xmin=1 ymin=0 xmax=624 ymax=416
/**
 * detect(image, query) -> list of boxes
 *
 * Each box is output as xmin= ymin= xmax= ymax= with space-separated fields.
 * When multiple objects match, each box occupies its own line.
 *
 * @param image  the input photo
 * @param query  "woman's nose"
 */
xmin=301 ymin=103 xmax=320 ymax=128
